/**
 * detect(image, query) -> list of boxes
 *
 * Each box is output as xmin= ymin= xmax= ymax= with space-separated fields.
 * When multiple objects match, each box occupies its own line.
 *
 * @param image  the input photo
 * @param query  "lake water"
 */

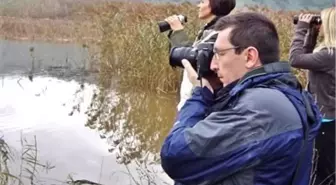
xmin=0 ymin=39 xmax=176 ymax=185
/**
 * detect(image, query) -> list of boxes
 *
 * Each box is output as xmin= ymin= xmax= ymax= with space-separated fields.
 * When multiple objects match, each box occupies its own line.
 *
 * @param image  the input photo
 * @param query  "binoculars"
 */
xmin=157 ymin=15 xmax=187 ymax=32
xmin=293 ymin=15 xmax=322 ymax=25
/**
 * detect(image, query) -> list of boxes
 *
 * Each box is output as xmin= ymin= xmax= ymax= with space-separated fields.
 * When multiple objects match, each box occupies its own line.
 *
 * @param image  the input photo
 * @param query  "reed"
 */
xmin=94 ymin=2 xmax=200 ymax=93
xmin=95 ymin=2 xmax=315 ymax=93
xmin=0 ymin=0 xmax=317 ymax=91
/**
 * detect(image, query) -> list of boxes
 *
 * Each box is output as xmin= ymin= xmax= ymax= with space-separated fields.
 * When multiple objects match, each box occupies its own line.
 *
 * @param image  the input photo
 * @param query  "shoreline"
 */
xmin=0 ymin=15 xmax=100 ymax=44
xmin=0 ymin=36 xmax=101 ymax=44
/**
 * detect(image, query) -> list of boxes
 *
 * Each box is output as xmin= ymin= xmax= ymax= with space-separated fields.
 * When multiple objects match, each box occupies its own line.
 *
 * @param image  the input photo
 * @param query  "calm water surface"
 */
xmin=0 ymin=39 xmax=176 ymax=185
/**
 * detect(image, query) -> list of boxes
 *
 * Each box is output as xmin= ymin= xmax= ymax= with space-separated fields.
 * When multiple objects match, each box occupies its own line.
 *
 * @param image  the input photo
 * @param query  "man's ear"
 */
xmin=245 ymin=47 xmax=260 ymax=68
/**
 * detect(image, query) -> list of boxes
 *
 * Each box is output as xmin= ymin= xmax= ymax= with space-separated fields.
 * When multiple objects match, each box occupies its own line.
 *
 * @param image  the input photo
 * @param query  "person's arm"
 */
xmin=160 ymin=87 xmax=302 ymax=184
xmin=168 ymin=29 xmax=193 ymax=48
xmin=165 ymin=15 xmax=193 ymax=49
xmin=303 ymin=27 xmax=319 ymax=53
xmin=289 ymin=21 xmax=330 ymax=71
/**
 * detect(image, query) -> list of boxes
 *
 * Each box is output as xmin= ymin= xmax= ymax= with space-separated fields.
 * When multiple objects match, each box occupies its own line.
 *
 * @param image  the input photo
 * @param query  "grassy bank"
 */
xmin=1 ymin=1 xmax=316 ymax=92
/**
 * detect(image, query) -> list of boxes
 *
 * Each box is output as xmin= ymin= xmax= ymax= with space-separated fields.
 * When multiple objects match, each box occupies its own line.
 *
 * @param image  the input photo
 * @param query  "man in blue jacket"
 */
xmin=160 ymin=12 xmax=322 ymax=185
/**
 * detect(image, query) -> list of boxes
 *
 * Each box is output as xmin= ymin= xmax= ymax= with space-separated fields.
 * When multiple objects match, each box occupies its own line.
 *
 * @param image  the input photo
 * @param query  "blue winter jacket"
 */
xmin=160 ymin=61 xmax=321 ymax=185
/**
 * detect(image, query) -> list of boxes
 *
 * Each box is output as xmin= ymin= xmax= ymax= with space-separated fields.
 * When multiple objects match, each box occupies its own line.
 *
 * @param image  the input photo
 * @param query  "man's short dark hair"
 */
xmin=209 ymin=0 xmax=236 ymax=16
xmin=214 ymin=12 xmax=280 ymax=64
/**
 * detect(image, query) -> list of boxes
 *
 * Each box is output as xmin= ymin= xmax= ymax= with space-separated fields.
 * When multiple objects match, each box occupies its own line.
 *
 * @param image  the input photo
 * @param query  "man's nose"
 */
xmin=210 ymin=58 xmax=218 ymax=71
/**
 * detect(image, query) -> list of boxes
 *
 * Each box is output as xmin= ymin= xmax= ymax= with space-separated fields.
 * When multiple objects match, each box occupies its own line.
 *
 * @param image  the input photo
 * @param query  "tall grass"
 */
xmin=0 ymin=135 xmax=55 ymax=185
xmin=0 ymin=137 xmax=15 ymax=184
xmin=94 ymin=2 xmax=316 ymax=93
xmin=0 ymin=1 xmax=317 ymax=91
xmin=0 ymin=135 xmax=115 ymax=185
xmin=93 ymin=2 xmax=202 ymax=93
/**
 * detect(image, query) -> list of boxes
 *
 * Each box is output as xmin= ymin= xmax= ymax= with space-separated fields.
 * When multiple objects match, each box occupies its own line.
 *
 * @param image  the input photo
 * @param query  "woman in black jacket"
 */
xmin=289 ymin=7 xmax=335 ymax=185
xmin=165 ymin=0 xmax=236 ymax=111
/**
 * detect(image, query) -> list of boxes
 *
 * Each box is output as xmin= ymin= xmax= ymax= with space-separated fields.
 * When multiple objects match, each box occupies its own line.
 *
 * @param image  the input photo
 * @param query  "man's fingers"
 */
xmin=181 ymin=59 xmax=198 ymax=77
xmin=182 ymin=59 xmax=199 ymax=82
xmin=181 ymin=59 xmax=201 ymax=87
xmin=181 ymin=59 xmax=190 ymax=68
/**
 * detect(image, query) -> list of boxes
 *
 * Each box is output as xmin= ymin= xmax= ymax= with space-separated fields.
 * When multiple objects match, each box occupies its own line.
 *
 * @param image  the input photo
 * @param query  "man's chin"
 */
xmin=218 ymin=77 xmax=226 ymax=85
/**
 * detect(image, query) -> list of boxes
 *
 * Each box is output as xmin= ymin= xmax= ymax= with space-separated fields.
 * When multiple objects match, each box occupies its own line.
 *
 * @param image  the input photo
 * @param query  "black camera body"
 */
xmin=169 ymin=33 xmax=217 ymax=78
xmin=158 ymin=15 xmax=187 ymax=33
xmin=293 ymin=15 xmax=322 ymax=25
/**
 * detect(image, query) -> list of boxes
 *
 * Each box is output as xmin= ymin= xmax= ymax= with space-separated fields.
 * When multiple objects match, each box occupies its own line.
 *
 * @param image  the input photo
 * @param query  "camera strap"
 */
xmin=193 ymin=30 xmax=218 ymax=47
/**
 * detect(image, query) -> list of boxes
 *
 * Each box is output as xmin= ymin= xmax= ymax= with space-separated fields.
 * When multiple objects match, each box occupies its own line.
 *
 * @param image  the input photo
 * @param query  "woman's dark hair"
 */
xmin=209 ymin=0 xmax=236 ymax=16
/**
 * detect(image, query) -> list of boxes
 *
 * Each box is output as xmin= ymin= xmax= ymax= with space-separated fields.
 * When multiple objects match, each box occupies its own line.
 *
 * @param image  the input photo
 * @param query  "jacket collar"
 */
xmin=237 ymin=61 xmax=292 ymax=85
xmin=211 ymin=61 xmax=300 ymax=112
xmin=230 ymin=61 xmax=296 ymax=96
xmin=196 ymin=16 xmax=223 ymax=41
xmin=203 ymin=16 xmax=222 ymax=30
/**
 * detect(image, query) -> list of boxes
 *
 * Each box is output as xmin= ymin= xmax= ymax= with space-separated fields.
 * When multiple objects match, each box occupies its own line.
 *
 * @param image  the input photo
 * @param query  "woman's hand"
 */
xmin=298 ymin=13 xmax=321 ymax=32
xmin=165 ymin=15 xmax=184 ymax=31
xmin=298 ymin=13 xmax=315 ymax=24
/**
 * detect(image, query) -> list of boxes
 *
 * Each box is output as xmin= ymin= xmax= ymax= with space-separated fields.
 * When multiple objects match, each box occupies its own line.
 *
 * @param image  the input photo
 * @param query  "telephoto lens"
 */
xmin=169 ymin=47 xmax=197 ymax=68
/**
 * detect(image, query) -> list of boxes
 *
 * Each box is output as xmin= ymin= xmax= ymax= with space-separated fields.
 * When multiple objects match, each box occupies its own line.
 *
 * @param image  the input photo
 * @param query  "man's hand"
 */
xmin=165 ymin=15 xmax=184 ymax=31
xmin=181 ymin=59 xmax=214 ymax=93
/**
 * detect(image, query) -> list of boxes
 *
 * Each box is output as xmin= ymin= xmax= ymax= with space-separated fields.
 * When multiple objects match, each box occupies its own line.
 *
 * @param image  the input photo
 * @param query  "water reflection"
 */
xmin=0 ymin=76 xmax=173 ymax=185
xmin=0 ymin=39 xmax=99 ymax=83
xmin=86 ymin=87 xmax=178 ymax=165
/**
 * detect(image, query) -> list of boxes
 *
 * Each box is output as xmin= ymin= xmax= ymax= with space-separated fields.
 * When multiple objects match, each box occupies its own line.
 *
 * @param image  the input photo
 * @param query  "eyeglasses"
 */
xmin=213 ymin=46 xmax=240 ymax=60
